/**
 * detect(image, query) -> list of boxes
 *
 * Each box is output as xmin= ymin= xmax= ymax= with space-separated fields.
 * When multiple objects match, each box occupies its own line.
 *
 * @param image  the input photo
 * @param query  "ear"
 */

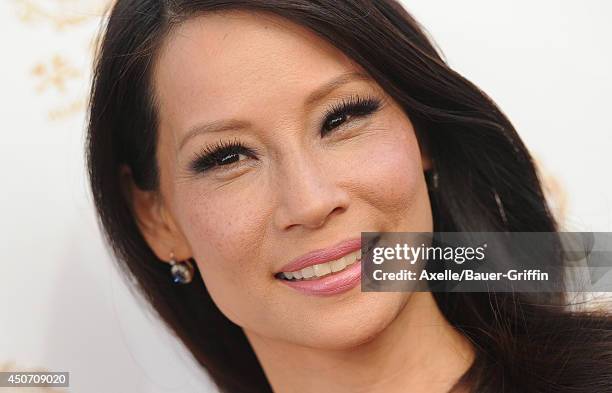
xmin=119 ymin=165 xmax=192 ymax=263
xmin=414 ymin=129 xmax=433 ymax=172
xmin=419 ymin=138 xmax=433 ymax=171
xmin=421 ymin=150 xmax=433 ymax=171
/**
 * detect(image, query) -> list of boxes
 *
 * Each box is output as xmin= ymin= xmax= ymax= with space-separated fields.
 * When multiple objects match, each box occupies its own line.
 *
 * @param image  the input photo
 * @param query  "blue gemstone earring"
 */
xmin=169 ymin=251 xmax=194 ymax=284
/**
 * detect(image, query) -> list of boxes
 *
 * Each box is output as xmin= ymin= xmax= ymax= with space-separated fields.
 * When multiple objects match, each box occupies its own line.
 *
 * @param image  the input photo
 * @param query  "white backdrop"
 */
xmin=1 ymin=1 xmax=610 ymax=392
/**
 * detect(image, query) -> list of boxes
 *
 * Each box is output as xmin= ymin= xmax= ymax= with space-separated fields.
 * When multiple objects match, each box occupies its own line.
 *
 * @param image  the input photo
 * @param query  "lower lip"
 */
xmin=276 ymin=259 xmax=362 ymax=296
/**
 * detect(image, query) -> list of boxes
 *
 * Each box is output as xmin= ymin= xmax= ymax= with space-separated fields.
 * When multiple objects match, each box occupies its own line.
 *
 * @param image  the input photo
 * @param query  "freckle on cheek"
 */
xmin=179 ymin=197 xmax=259 ymax=269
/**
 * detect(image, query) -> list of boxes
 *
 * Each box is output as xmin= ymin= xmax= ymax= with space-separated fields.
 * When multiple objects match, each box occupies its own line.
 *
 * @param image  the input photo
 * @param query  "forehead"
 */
xmin=152 ymin=10 xmax=362 ymax=132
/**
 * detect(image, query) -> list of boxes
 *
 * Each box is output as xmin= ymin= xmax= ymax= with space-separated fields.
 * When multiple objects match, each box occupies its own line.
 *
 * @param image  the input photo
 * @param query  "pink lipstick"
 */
xmin=275 ymin=237 xmax=362 ymax=296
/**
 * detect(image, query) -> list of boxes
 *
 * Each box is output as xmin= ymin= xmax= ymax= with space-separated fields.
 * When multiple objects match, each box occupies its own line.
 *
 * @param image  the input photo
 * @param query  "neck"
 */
xmin=244 ymin=292 xmax=475 ymax=393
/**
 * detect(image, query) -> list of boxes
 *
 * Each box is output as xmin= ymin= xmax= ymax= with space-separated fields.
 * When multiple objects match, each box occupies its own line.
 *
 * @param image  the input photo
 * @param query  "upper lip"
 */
xmin=276 ymin=237 xmax=362 ymax=274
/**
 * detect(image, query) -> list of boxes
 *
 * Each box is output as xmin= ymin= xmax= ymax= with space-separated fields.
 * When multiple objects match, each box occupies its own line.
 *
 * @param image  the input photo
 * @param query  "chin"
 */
xmin=282 ymin=291 xmax=410 ymax=350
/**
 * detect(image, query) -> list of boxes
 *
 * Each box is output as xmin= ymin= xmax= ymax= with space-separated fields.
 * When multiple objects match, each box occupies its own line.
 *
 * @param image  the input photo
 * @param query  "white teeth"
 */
xmin=313 ymin=263 xmax=332 ymax=277
xmin=330 ymin=257 xmax=347 ymax=272
xmin=280 ymin=249 xmax=361 ymax=281
xmin=301 ymin=266 xmax=314 ymax=279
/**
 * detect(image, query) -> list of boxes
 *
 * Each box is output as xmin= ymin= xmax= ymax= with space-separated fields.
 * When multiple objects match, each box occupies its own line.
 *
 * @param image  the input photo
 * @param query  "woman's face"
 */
xmin=144 ymin=10 xmax=433 ymax=349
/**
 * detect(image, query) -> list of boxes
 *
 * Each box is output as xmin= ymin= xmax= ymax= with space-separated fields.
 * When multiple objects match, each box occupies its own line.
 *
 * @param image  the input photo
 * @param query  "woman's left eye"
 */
xmin=321 ymin=95 xmax=382 ymax=137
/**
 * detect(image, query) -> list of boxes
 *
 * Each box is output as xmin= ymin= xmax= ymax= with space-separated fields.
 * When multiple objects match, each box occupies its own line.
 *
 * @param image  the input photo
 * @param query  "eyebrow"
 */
xmin=178 ymin=71 xmax=370 ymax=151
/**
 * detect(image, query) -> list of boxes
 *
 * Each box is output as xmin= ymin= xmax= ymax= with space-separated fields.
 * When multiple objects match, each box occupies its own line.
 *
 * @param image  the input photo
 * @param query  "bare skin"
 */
xmin=126 ymin=10 xmax=474 ymax=393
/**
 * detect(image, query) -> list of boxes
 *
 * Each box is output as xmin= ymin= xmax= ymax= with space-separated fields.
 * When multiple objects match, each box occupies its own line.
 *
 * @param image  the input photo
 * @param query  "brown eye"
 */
xmin=320 ymin=95 xmax=382 ymax=137
xmin=190 ymin=139 xmax=257 ymax=174
xmin=219 ymin=153 xmax=242 ymax=165
xmin=323 ymin=113 xmax=348 ymax=132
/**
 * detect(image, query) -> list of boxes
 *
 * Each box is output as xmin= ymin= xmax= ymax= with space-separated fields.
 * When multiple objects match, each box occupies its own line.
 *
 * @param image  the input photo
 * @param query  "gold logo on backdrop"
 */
xmin=534 ymin=155 xmax=568 ymax=226
xmin=31 ymin=55 xmax=81 ymax=93
xmin=15 ymin=0 xmax=111 ymax=120
xmin=15 ymin=0 xmax=109 ymax=30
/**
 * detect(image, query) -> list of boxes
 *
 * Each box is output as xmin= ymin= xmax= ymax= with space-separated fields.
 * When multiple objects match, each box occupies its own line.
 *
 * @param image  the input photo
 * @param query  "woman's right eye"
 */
xmin=189 ymin=140 xmax=256 ymax=174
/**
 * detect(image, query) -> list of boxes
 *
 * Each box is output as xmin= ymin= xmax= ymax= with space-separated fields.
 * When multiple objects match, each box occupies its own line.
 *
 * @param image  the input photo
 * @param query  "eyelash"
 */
xmin=188 ymin=94 xmax=382 ymax=174
xmin=189 ymin=137 xmax=259 ymax=174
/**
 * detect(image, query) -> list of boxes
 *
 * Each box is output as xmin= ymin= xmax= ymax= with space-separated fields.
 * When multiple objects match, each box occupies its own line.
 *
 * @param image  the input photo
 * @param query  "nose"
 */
xmin=272 ymin=147 xmax=350 ymax=232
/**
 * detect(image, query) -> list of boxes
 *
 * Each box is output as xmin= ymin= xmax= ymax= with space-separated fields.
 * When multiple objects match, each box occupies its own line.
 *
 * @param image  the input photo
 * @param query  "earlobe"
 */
xmin=421 ymin=153 xmax=433 ymax=171
xmin=416 ymin=134 xmax=433 ymax=172
xmin=420 ymin=145 xmax=433 ymax=172
xmin=119 ymin=164 xmax=192 ymax=263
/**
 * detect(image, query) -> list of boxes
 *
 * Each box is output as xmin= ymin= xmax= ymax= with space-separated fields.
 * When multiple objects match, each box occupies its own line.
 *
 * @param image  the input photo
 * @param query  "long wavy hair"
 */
xmin=86 ymin=1 xmax=612 ymax=392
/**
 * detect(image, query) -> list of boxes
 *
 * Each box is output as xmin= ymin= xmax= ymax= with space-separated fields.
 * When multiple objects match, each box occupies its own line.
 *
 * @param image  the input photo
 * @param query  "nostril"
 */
xmin=331 ymin=206 xmax=344 ymax=215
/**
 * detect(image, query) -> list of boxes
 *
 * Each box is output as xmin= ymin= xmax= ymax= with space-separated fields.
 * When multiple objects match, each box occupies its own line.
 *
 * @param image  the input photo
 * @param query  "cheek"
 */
xmin=175 ymin=184 xmax=267 ymax=270
xmin=172 ymin=183 xmax=271 ymax=322
xmin=347 ymin=121 xmax=427 ymax=226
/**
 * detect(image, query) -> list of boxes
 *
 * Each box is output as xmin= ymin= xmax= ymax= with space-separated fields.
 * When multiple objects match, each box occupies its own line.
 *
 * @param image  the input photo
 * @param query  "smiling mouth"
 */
xmin=274 ymin=234 xmax=381 ymax=283
xmin=274 ymin=249 xmax=362 ymax=281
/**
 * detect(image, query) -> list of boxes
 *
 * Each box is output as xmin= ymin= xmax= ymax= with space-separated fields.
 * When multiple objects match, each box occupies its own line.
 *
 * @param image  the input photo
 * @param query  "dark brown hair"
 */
xmin=86 ymin=1 xmax=612 ymax=392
